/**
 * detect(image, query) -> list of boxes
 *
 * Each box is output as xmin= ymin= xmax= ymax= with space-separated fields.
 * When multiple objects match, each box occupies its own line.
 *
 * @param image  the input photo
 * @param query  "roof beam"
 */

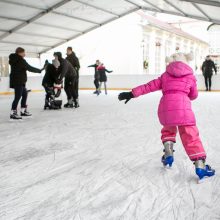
xmin=0 ymin=0 xmax=72 ymax=40
xmin=72 ymin=0 xmax=119 ymax=17
xmin=0 ymin=28 xmax=67 ymax=40
xmin=142 ymin=0 xmax=162 ymax=12
xmin=39 ymin=7 xmax=141 ymax=54
xmin=1 ymin=40 xmax=52 ymax=48
xmin=34 ymin=22 xmax=82 ymax=33
xmin=0 ymin=15 xmax=25 ymax=22
xmin=0 ymin=0 xmax=45 ymax=10
xmin=163 ymin=0 xmax=187 ymax=16
xmin=52 ymin=11 xmax=99 ymax=25
xmin=180 ymin=0 xmax=220 ymax=8
xmin=191 ymin=3 xmax=211 ymax=21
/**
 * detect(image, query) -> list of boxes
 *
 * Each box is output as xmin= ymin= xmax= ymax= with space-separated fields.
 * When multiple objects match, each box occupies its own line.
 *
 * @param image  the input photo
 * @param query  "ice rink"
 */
xmin=0 ymin=91 xmax=219 ymax=220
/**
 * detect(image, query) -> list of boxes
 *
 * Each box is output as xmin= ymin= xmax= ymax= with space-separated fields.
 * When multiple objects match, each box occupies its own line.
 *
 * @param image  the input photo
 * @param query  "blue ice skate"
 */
xmin=195 ymin=160 xmax=215 ymax=183
xmin=162 ymin=155 xmax=174 ymax=167
xmin=161 ymin=141 xmax=174 ymax=167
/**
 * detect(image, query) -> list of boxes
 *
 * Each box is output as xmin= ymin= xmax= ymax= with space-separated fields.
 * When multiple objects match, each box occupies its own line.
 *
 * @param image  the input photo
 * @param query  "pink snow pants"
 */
xmin=161 ymin=126 xmax=206 ymax=161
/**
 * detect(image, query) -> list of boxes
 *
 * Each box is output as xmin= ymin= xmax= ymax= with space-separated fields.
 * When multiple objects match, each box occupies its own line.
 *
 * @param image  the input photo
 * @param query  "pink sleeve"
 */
xmin=188 ymin=78 xmax=198 ymax=100
xmin=132 ymin=77 xmax=162 ymax=98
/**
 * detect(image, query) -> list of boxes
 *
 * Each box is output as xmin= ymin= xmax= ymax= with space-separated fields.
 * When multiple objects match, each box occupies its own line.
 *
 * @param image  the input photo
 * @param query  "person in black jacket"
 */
xmin=202 ymin=55 xmax=217 ymax=91
xmin=88 ymin=60 xmax=100 ymax=94
xmin=54 ymin=52 xmax=77 ymax=108
xmin=66 ymin=47 xmax=80 ymax=107
xmin=9 ymin=47 xmax=42 ymax=120
xmin=42 ymin=59 xmax=60 ymax=109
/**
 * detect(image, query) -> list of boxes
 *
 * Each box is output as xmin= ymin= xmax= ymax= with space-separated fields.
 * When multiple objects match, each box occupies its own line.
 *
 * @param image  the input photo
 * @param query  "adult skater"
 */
xmin=9 ymin=47 xmax=42 ymax=120
xmin=54 ymin=52 xmax=77 ymax=108
xmin=202 ymin=55 xmax=217 ymax=91
xmin=88 ymin=60 xmax=101 ymax=94
xmin=42 ymin=59 xmax=60 ymax=109
xmin=118 ymin=52 xmax=215 ymax=182
xmin=66 ymin=47 xmax=80 ymax=107
xmin=97 ymin=63 xmax=113 ymax=95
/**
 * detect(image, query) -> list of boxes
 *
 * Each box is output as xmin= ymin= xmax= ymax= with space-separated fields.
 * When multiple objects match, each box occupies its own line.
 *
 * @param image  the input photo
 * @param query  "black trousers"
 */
xmin=94 ymin=78 xmax=99 ymax=90
xmin=73 ymin=77 xmax=79 ymax=99
xmin=204 ymin=75 xmax=212 ymax=89
xmin=11 ymin=85 xmax=28 ymax=110
xmin=64 ymin=77 xmax=76 ymax=101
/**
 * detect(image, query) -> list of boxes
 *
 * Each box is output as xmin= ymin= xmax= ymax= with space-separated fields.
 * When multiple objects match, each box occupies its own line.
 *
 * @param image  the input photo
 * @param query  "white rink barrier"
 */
xmin=0 ymin=74 xmax=220 ymax=94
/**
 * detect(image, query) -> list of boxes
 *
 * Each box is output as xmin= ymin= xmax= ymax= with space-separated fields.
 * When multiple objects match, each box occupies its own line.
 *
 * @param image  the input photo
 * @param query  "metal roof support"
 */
xmin=52 ymin=11 xmax=99 ymax=25
xmin=34 ymin=22 xmax=82 ymax=33
xmin=0 ymin=0 xmax=45 ymax=10
xmin=0 ymin=15 xmax=25 ymax=22
xmin=180 ymin=0 xmax=220 ymax=8
xmin=39 ymin=7 xmax=141 ymax=55
xmin=191 ymin=3 xmax=211 ymax=21
xmin=124 ymin=0 xmax=142 ymax=9
xmin=0 ymin=28 xmax=67 ymax=40
xmin=0 ymin=0 xmax=72 ymax=40
xmin=163 ymin=0 xmax=186 ymax=16
xmin=72 ymin=0 xmax=119 ymax=17
xmin=2 ymin=40 xmax=52 ymax=48
xmin=142 ymin=0 xmax=163 ymax=12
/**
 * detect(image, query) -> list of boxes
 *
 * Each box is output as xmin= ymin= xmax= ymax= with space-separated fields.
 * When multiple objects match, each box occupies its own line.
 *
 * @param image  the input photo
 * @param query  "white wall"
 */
xmin=40 ymin=13 xmax=143 ymax=76
xmin=1 ymin=74 xmax=220 ymax=93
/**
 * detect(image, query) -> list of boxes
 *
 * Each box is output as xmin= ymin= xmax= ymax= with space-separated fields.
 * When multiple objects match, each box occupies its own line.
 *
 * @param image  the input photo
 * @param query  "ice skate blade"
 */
xmin=163 ymin=165 xmax=172 ymax=170
xmin=21 ymin=116 xmax=33 ymax=119
xmin=197 ymin=175 xmax=214 ymax=184
xmin=9 ymin=119 xmax=23 ymax=122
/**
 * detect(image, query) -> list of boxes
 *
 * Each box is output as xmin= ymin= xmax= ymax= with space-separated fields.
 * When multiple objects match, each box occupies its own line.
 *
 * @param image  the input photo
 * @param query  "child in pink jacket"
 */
xmin=118 ymin=52 xmax=215 ymax=181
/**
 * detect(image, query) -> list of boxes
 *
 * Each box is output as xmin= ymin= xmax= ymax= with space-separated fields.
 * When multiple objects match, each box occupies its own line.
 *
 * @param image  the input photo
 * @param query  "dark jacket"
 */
xmin=97 ymin=65 xmax=112 ymax=82
xmin=88 ymin=64 xmax=99 ymax=79
xmin=66 ymin=52 xmax=80 ymax=77
xmin=9 ymin=53 xmax=41 ymax=88
xmin=202 ymin=60 xmax=217 ymax=76
xmin=42 ymin=63 xmax=59 ymax=87
xmin=57 ymin=58 xmax=77 ymax=83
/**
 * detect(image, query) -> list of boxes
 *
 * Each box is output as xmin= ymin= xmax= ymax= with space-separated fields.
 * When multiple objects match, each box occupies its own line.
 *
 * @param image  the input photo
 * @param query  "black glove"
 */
xmin=118 ymin=92 xmax=134 ymax=104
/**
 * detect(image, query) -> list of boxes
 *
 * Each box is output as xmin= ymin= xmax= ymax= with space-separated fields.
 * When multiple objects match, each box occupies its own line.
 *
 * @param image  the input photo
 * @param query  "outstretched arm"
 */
xmin=132 ymin=77 xmax=162 ymax=98
xmin=88 ymin=64 xmax=96 ymax=68
xmin=118 ymin=77 xmax=162 ymax=104
xmin=105 ymin=69 xmax=113 ymax=73
xmin=25 ymin=61 xmax=41 ymax=73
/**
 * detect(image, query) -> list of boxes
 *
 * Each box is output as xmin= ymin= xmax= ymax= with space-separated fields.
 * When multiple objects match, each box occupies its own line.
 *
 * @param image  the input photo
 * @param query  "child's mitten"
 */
xmin=118 ymin=92 xmax=134 ymax=104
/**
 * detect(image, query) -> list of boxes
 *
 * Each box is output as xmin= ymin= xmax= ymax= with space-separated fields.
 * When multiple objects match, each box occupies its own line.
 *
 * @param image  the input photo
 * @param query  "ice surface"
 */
xmin=0 ymin=91 xmax=219 ymax=220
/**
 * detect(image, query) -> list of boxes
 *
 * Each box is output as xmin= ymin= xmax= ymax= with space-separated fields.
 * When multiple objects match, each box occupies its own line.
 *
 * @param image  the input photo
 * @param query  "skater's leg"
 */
xmin=208 ymin=76 xmax=212 ymax=91
xmin=161 ymin=126 xmax=177 ymax=167
xmin=11 ymin=86 xmax=23 ymax=110
xmin=21 ymin=86 xmax=28 ymax=109
xmin=204 ymin=76 xmax=208 ymax=91
xmin=161 ymin=126 xmax=177 ymax=143
xmin=94 ymin=79 xmax=99 ymax=90
xmin=104 ymin=82 xmax=107 ymax=95
xmin=178 ymin=126 xmax=206 ymax=161
xmin=98 ymin=82 xmax=102 ymax=94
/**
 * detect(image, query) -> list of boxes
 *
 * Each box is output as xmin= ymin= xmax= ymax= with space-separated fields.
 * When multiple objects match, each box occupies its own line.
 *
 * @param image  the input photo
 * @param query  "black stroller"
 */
xmin=42 ymin=61 xmax=62 ymax=110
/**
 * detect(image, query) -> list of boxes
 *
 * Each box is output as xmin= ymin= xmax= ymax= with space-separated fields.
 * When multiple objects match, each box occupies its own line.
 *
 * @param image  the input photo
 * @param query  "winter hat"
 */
xmin=52 ymin=59 xmax=60 ymax=68
xmin=165 ymin=52 xmax=194 ymax=65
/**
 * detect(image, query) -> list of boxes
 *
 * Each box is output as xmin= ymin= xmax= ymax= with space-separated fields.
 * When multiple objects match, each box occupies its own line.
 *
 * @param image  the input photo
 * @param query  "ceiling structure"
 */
xmin=0 ymin=0 xmax=219 ymax=57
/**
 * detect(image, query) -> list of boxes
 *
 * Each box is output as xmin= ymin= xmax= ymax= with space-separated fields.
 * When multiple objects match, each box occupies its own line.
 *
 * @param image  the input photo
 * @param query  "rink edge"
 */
xmin=1 ymin=88 xmax=220 ymax=95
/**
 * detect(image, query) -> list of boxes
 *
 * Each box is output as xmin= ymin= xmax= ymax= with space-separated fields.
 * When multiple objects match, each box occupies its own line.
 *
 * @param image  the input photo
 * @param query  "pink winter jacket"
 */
xmin=132 ymin=61 xmax=198 ymax=126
